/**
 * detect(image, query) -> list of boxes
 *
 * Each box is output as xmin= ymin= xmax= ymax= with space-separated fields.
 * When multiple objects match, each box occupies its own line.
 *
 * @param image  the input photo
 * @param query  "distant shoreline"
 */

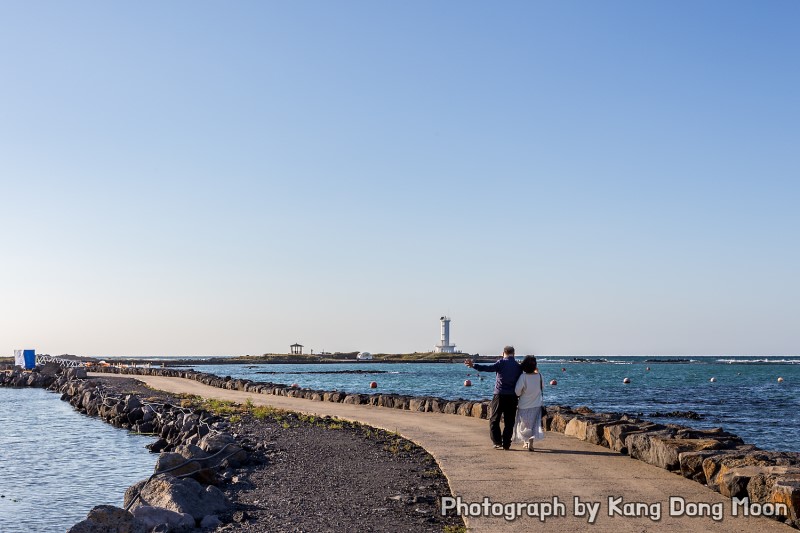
xmin=3 ymin=353 xmax=798 ymax=368
xmin=0 ymin=353 xmax=485 ymax=367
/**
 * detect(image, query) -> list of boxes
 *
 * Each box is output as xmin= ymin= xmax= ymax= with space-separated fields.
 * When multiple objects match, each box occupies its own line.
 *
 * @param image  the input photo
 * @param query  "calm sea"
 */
xmin=182 ymin=356 xmax=800 ymax=453
xmin=0 ymin=387 xmax=156 ymax=533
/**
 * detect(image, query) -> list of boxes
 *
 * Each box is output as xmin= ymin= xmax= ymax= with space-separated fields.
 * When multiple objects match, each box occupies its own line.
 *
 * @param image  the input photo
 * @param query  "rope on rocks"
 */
xmin=123 ymin=442 xmax=241 ymax=512
xmin=88 ymin=382 xmax=218 ymax=435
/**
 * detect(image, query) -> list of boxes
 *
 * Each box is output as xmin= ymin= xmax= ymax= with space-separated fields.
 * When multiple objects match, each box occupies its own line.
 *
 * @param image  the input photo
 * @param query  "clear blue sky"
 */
xmin=1 ymin=1 xmax=797 ymax=357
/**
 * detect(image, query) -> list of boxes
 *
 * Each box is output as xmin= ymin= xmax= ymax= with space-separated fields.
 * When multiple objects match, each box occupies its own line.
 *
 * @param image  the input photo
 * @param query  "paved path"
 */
xmin=96 ymin=374 xmax=793 ymax=532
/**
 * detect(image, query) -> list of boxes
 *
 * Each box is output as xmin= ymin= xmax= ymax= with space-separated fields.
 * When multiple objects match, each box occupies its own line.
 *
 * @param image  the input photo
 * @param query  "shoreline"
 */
xmin=4 ymin=366 xmax=799 ymax=531
xmin=0 ymin=368 xmax=463 ymax=532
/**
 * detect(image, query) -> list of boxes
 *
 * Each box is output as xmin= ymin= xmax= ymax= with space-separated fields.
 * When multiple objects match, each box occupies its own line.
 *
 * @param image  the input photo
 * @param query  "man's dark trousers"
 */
xmin=489 ymin=393 xmax=518 ymax=448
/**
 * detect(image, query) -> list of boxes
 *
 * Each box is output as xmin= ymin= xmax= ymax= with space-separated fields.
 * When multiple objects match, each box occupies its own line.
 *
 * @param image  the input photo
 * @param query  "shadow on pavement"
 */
xmin=525 ymin=448 xmax=621 ymax=456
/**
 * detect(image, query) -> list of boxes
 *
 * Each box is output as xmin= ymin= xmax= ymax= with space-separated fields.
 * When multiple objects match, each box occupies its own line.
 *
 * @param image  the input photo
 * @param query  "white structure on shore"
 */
xmin=357 ymin=352 xmax=373 ymax=361
xmin=434 ymin=316 xmax=457 ymax=353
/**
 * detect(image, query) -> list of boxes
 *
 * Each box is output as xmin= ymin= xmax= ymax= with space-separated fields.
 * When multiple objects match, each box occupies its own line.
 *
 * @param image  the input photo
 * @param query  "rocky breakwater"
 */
xmin=2 ymin=367 xmax=251 ymax=532
xmin=93 ymin=366 xmax=800 ymax=529
xmin=1 ymin=366 xmax=60 ymax=388
xmin=545 ymin=406 xmax=800 ymax=529
xmin=95 ymin=365 xmax=493 ymax=420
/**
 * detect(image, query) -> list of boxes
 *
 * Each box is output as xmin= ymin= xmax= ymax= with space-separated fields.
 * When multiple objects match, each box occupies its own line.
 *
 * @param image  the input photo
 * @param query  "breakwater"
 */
xmin=90 ymin=365 xmax=800 ymax=529
xmin=1 ymin=368 xmax=249 ymax=531
xmin=189 ymin=359 xmax=799 ymax=452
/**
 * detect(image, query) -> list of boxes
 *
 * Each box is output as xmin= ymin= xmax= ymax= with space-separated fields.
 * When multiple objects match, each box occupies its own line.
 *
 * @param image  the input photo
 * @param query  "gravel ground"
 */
xmin=93 ymin=376 xmax=464 ymax=532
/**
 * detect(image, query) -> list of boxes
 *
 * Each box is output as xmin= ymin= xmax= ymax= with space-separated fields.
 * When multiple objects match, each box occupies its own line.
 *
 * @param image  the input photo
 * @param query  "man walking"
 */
xmin=465 ymin=346 xmax=522 ymax=450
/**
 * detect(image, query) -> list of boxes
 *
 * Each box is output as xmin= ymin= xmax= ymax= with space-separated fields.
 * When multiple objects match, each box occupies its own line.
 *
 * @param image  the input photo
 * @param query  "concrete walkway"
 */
xmin=96 ymin=374 xmax=794 ymax=532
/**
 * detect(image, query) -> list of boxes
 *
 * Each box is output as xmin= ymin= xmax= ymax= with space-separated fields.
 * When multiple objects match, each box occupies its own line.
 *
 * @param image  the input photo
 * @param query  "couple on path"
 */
xmin=465 ymin=346 xmax=545 ymax=451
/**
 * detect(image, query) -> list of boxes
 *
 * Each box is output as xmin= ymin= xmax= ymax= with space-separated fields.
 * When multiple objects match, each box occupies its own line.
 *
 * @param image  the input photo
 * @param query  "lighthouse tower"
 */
xmin=434 ymin=316 xmax=457 ymax=353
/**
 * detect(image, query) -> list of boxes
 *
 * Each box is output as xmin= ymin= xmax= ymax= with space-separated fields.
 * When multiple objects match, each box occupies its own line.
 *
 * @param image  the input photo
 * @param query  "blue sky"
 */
xmin=1 ymin=1 xmax=797 ymax=356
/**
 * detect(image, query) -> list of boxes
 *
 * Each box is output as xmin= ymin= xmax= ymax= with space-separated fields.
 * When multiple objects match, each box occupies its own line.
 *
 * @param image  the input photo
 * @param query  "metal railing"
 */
xmin=35 ymin=354 xmax=84 ymax=368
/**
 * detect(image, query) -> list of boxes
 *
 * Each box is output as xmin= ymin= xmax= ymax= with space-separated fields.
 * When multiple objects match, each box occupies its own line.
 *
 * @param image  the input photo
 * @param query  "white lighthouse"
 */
xmin=434 ymin=316 xmax=457 ymax=353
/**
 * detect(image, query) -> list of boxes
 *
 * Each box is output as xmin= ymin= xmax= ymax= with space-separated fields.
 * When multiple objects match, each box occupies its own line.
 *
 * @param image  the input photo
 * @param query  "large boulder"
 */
xmin=604 ymin=421 xmax=666 ymax=454
xmin=67 ymin=505 xmax=147 ymax=533
xmin=442 ymin=401 xmax=461 ymax=415
xmin=393 ymin=396 xmax=410 ymax=410
xmin=130 ymin=474 xmax=230 ymax=520
xmin=124 ymin=479 xmax=148 ymax=509
xmin=564 ymin=414 xmax=625 ymax=446
xmin=771 ymin=475 xmax=800 ymax=527
xmin=343 ymin=394 xmax=364 ymax=405
xmin=471 ymin=402 xmax=488 ymax=419
xmin=174 ymin=443 xmax=209 ymax=461
xmin=408 ymin=398 xmax=426 ymax=412
xmin=629 ymin=435 xmax=726 ymax=471
xmin=456 ymin=402 xmax=474 ymax=417
xmin=124 ymin=394 xmax=142 ymax=411
xmin=719 ymin=466 xmax=800 ymax=499
xmin=376 ymin=395 xmax=395 ymax=408
xmin=679 ymin=449 xmax=734 ymax=483
xmin=131 ymin=505 xmax=195 ymax=531
xmin=703 ymin=451 xmax=800 ymax=493
xmin=427 ymin=398 xmax=445 ymax=413
xmin=198 ymin=432 xmax=247 ymax=467
xmin=154 ymin=452 xmax=205 ymax=478
xmin=548 ymin=408 xmax=577 ymax=434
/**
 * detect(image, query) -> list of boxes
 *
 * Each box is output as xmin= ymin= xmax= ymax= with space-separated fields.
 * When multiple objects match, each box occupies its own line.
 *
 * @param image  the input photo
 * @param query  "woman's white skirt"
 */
xmin=513 ymin=406 xmax=545 ymax=443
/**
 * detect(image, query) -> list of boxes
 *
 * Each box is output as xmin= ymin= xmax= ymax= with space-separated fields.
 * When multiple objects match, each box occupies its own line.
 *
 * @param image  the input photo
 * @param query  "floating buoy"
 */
xmin=778 ymin=377 xmax=784 ymax=383
xmin=290 ymin=383 xmax=299 ymax=388
xmin=549 ymin=379 xmax=557 ymax=386
xmin=646 ymin=367 xmax=651 ymax=371
xmin=623 ymin=377 xmax=631 ymax=384
xmin=561 ymin=367 xmax=566 ymax=372
xmin=464 ymin=380 xmax=472 ymax=387
xmin=710 ymin=377 xmax=716 ymax=383
xmin=370 ymin=381 xmax=378 ymax=389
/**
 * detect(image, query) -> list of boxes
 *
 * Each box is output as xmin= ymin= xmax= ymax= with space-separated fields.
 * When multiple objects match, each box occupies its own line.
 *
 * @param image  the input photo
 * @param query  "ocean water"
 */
xmin=0 ymin=387 xmax=156 ymax=533
xmin=183 ymin=356 xmax=800 ymax=453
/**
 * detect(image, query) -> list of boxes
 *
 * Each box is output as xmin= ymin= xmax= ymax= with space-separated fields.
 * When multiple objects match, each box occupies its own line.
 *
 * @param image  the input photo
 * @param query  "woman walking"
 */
xmin=513 ymin=355 xmax=545 ymax=451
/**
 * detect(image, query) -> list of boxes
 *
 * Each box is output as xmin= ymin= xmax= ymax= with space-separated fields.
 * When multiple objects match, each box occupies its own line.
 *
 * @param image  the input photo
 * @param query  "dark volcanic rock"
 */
xmin=129 ymin=474 xmax=230 ymax=521
xmin=67 ymin=505 xmax=147 ymax=533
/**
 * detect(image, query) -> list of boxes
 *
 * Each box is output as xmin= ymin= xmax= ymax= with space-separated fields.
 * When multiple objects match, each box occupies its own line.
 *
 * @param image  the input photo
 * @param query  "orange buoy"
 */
xmin=623 ymin=377 xmax=631 ymax=384
xmin=464 ymin=380 xmax=472 ymax=387
xmin=549 ymin=379 xmax=557 ymax=386
xmin=370 ymin=381 xmax=378 ymax=389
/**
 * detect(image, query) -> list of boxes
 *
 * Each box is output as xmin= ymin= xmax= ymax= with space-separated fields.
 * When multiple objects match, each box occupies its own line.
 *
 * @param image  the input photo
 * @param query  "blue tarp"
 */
xmin=23 ymin=349 xmax=35 ymax=369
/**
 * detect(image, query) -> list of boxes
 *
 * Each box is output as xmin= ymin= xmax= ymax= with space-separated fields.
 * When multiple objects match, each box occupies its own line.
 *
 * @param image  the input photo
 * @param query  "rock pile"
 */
xmin=0 ymin=368 xmax=58 ymax=388
xmin=544 ymin=406 xmax=800 ymax=528
xmin=0 ymin=368 xmax=248 ymax=532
